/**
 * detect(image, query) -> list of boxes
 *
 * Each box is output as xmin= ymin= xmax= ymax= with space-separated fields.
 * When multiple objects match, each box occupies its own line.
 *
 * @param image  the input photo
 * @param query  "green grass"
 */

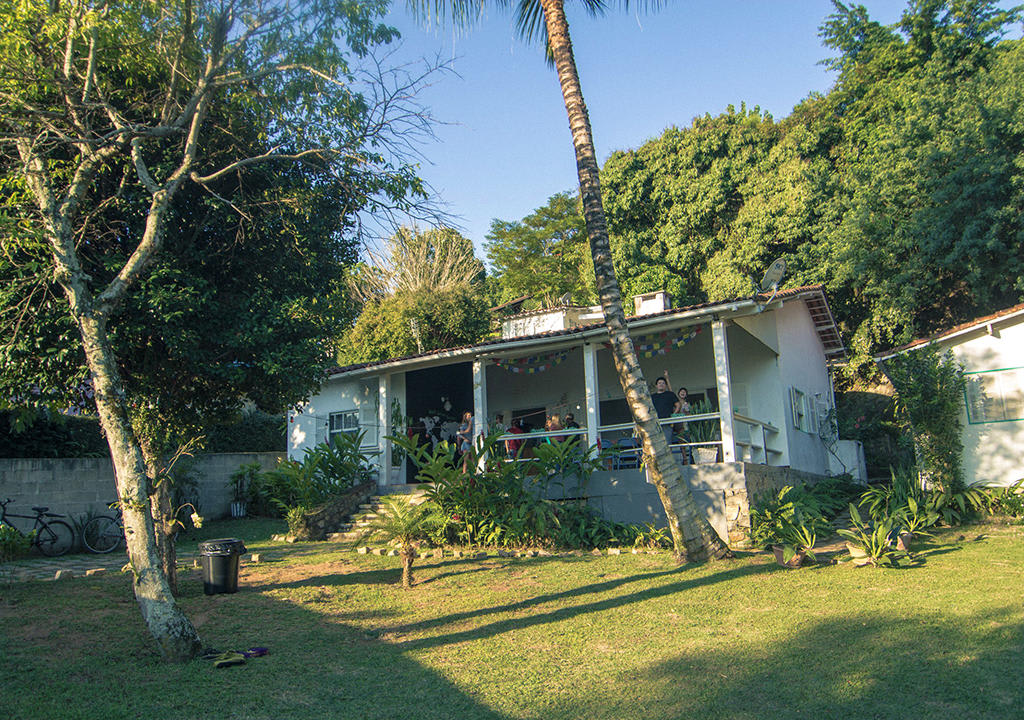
xmin=1 ymin=519 xmax=1022 ymax=720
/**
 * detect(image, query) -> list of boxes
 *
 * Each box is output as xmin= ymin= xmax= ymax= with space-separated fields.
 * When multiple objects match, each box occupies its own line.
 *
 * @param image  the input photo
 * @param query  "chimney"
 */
xmin=632 ymin=291 xmax=671 ymax=316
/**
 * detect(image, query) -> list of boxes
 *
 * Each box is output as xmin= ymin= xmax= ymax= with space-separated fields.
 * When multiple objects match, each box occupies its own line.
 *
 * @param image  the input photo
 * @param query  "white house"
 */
xmin=290 ymin=285 xmax=861 ymax=545
xmin=876 ymin=303 xmax=1024 ymax=487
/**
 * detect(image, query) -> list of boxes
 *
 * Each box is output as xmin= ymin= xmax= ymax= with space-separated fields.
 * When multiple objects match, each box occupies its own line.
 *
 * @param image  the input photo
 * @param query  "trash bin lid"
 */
xmin=198 ymin=537 xmax=247 ymax=555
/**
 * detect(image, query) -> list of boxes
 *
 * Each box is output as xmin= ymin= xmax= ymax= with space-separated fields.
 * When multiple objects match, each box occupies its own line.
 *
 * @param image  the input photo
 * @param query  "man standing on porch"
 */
xmin=651 ymin=371 xmax=677 ymax=447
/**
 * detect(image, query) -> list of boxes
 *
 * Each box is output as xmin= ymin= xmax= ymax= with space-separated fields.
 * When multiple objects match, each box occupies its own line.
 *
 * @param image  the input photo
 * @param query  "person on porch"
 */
xmin=651 ymin=371 xmax=677 ymax=447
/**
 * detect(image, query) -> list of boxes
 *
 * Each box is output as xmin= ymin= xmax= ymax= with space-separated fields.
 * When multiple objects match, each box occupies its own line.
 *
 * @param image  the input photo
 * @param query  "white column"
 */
xmin=378 ymin=375 xmax=392 ymax=487
xmin=472 ymin=359 xmax=488 ymax=456
xmin=712 ymin=319 xmax=737 ymax=463
xmin=583 ymin=342 xmax=600 ymax=449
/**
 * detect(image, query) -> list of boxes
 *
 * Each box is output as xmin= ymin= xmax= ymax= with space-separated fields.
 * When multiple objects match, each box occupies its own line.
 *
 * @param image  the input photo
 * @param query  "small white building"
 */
xmin=290 ymin=285 xmax=861 ymax=544
xmin=876 ymin=303 xmax=1024 ymax=487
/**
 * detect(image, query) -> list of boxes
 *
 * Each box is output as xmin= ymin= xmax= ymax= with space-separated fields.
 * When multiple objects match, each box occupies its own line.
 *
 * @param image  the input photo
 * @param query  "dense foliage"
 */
xmin=882 ymin=349 xmax=966 ymax=490
xmin=247 ymin=433 xmax=375 ymax=518
xmin=485 ymin=192 xmax=595 ymax=308
xmin=485 ymin=1 xmax=1024 ymax=369
xmin=339 ymin=227 xmax=491 ymax=364
xmin=395 ymin=433 xmax=653 ymax=549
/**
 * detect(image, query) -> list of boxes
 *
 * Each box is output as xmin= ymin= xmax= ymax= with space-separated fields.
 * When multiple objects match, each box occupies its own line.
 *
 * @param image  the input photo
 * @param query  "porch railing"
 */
xmin=489 ymin=410 xmax=783 ymax=468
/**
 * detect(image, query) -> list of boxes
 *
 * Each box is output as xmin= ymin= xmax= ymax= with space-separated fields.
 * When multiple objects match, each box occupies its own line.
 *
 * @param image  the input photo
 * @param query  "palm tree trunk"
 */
xmin=401 ymin=549 xmax=415 ymax=588
xmin=538 ymin=0 xmax=729 ymax=563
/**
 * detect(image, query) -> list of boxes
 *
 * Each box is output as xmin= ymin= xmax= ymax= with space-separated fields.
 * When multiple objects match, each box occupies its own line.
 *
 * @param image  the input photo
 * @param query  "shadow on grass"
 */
xmin=0 ymin=571 xmax=517 ymax=720
xmin=543 ymin=606 xmax=1024 ymax=720
xmin=394 ymin=562 xmax=780 ymax=650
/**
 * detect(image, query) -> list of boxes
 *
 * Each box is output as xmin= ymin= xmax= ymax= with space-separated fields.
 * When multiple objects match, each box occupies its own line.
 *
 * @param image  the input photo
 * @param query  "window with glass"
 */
xmin=964 ymin=367 xmax=1024 ymax=423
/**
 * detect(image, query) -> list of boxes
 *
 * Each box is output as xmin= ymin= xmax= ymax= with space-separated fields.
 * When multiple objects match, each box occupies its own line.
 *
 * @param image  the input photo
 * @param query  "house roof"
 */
xmin=329 ymin=284 xmax=845 ymax=379
xmin=874 ymin=302 xmax=1024 ymax=361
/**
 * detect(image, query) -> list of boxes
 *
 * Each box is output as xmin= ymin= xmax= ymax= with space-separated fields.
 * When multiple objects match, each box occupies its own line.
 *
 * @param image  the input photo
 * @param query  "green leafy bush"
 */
xmin=250 ymin=432 xmax=376 ymax=517
xmin=395 ymin=432 xmax=636 ymax=549
xmin=837 ymin=504 xmax=909 ymax=568
xmin=748 ymin=485 xmax=831 ymax=550
xmin=981 ymin=479 xmax=1024 ymax=518
xmin=884 ymin=349 xmax=965 ymax=491
xmin=0 ymin=524 xmax=32 ymax=563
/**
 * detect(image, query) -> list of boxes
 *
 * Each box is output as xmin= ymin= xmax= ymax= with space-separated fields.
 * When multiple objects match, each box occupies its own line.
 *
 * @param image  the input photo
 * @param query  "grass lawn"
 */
xmin=1 ymin=518 xmax=1022 ymax=720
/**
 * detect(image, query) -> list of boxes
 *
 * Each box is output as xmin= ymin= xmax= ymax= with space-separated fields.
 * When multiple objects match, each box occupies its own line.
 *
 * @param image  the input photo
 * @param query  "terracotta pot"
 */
xmin=772 ymin=544 xmax=806 ymax=568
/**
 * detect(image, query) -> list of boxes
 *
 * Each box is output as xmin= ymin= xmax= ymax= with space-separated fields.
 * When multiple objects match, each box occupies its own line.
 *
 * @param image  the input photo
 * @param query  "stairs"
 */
xmin=328 ymin=487 xmax=430 ymax=544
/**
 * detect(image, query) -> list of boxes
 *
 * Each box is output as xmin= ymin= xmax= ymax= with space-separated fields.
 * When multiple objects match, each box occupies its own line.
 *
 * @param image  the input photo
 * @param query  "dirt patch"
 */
xmin=240 ymin=559 xmax=358 ymax=587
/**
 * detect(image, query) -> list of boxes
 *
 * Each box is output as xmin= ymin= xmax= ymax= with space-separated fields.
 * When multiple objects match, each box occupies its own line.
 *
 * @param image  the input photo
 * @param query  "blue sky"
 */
xmin=375 ymin=1 xmax=970 ymax=255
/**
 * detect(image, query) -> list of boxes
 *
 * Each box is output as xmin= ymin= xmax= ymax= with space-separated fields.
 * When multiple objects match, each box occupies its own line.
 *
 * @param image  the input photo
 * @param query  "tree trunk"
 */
xmin=401 ymin=549 xmax=415 ymax=588
xmin=539 ymin=0 xmax=729 ymax=563
xmin=73 ymin=310 xmax=201 ymax=660
xmin=139 ymin=440 xmax=180 ymax=596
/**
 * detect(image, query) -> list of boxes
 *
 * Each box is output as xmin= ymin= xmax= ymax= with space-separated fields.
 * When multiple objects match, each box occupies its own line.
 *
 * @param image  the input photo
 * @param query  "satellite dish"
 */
xmin=760 ymin=258 xmax=786 ymax=293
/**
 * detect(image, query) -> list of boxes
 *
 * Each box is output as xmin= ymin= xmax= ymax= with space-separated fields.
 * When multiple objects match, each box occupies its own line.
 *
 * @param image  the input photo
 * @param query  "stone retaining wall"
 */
xmin=289 ymin=481 xmax=377 ymax=541
xmin=0 ymin=452 xmax=282 ymax=531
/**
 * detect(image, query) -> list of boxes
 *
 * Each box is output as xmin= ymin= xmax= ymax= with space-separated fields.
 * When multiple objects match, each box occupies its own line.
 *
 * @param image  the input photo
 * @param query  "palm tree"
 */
xmin=406 ymin=0 xmax=730 ymax=562
xmin=361 ymin=496 xmax=441 ymax=588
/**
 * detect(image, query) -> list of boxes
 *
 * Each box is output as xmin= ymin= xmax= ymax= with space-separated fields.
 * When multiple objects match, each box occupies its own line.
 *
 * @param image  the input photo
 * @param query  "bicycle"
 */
xmin=82 ymin=502 xmax=125 ymax=554
xmin=0 ymin=498 xmax=76 ymax=557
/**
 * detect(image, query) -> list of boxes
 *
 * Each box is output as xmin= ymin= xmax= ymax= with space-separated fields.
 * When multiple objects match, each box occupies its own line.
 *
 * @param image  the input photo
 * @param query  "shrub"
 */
xmin=250 ymin=432 xmax=376 ymax=517
xmin=395 ymin=432 xmax=636 ymax=549
xmin=0 ymin=525 xmax=32 ymax=563
xmin=883 ymin=349 xmax=965 ymax=491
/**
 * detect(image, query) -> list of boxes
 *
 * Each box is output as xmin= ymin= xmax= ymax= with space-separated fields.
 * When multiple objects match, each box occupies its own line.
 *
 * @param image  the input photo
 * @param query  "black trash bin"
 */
xmin=199 ymin=538 xmax=247 ymax=595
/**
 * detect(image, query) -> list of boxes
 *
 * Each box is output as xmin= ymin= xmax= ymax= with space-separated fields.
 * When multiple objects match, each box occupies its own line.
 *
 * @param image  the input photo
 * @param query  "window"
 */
xmin=790 ymin=387 xmax=818 ymax=434
xmin=329 ymin=410 xmax=359 ymax=443
xmin=965 ymin=367 xmax=1024 ymax=424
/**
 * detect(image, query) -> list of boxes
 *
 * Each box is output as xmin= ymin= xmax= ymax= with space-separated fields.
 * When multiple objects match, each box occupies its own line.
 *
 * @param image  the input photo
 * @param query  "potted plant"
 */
xmin=771 ymin=514 xmax=824 ymax=568
xmin=228 ymin=462 xmax=260 ymax=519
xmin=686 ymin=400 xmax=720 ymax=463
xmin=893 ymin=496 xmax=938 ymax=551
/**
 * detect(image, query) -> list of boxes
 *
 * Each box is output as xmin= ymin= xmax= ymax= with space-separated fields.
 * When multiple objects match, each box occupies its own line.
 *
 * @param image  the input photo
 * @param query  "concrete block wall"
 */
xmin=0 ymin=452 xmax=282 ymax=532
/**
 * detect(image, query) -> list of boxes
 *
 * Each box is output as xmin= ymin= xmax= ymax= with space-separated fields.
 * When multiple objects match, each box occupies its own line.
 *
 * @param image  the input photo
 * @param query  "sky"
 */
xmin=372 ymin=1 xmax=954 ymax=256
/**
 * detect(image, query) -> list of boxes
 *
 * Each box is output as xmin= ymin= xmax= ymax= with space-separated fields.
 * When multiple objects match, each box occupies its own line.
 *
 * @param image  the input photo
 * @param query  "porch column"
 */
xmin=712 ymin=319 xmax=737 ymax=462
xmin=378 ymin=375 xmax=392 ymax=487
xmin=583 ymin=342 xmax=600 ymax=449
xmin=472 ymin=359 xmax=488 ymax=450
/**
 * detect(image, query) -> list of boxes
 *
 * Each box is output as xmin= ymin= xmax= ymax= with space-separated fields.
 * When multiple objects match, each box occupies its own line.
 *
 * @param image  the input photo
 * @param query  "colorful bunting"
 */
xmin=493 ymin=350 xmax=569 ymax=374
xmin=604 ymin=325 xmax=704 ymax=358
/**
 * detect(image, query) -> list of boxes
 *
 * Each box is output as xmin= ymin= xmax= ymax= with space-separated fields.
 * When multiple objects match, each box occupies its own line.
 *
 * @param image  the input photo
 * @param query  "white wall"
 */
xmin=485 ymin=346 xmax=587 ymax=428
xmin=774 ymin=301 xmax=835 ymax=475
xmin=941 ymin=317 xmax=1024 ymax=486
xmin=288 ymin=377 xmax=379 ymax=461
xmin=726 ymin=322 xmax=788 ymax=464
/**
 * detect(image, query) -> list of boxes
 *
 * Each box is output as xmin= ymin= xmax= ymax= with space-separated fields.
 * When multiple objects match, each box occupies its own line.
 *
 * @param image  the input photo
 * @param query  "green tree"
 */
xmin=340 ymin=226 xmax=491 ymax=363
xmin=407 ymin=0 xmax=730 ymax=562
xmin=339 ymin=286 xmax=492 ymax=363
xmin=0 ymin=0 xmax=427 ymax=660
xmin=485 ymin=191 xmax=595 ymax=306
xmin=602 ymin=105 xmax=803 ymax=305
xmin=798 ymin=0 xmax=1024 ymax=371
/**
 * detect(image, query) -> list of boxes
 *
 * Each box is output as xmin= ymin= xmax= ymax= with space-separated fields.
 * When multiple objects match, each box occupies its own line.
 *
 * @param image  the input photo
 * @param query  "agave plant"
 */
xmin=837 ymin=504 xmax=908 ymax=568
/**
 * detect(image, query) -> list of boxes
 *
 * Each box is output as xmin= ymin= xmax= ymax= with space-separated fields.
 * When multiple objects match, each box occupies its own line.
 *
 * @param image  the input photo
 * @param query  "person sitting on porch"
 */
xmin=651 ymin=372 xmax=677 ymax=446
xmin=564 ymin=413 xmax=580 ymax=430
xmin=545 ymin=414 xmax=565 ymax=443
xmin=506 ymin=418 xmax=526 ymax=458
